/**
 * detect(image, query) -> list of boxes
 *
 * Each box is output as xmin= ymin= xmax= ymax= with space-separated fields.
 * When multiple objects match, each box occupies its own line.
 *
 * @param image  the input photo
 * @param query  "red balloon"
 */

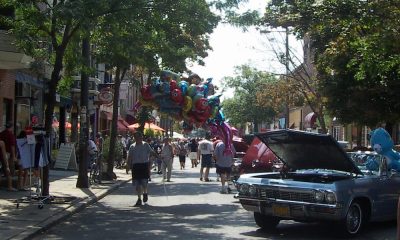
xmin=195 ymin=98 xmax=208 ymax=111
xmin=141 ymin=85 xmax=153 ymax=100
xmin=170 ymin=80 xmax=178 ymax=90
xmin=170 ymin=88 xmax=183 ymax=103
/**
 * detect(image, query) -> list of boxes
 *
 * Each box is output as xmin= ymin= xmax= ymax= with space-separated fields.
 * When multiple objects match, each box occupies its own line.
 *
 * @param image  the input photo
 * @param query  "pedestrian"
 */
xmin=0 ymin=139 xmax=14 ymax=191
xmin=126 ymin=131 xmax=156 ymax=206
xmin=198 ymin=135 xmax=214 ymax=182
xmin=188 ymin=138 xmax=198 ymax=168
xmin=153 ymin=140 xmax=162 ymax=174
xmin=0 ymin=122 xmax=17 ymax=191
xmin=160 ymin=137 xmax=174 ymax=182
xmin=177 ymin=140 xmax=188 ymax=170
xmin=214 ymin=141 xmax=236 ymax=193
xmin=88 ymin=138 xmax=98 ymax=169
xmin=95 ymin=132 xmax=104 ymax=154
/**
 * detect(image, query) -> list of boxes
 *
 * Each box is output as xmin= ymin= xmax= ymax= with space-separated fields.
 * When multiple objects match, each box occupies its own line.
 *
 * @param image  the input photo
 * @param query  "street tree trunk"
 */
xmin=42 ymin=46 xmax=66 ymax=196
xmin=106 ymin=67 xmax=126 ymax=179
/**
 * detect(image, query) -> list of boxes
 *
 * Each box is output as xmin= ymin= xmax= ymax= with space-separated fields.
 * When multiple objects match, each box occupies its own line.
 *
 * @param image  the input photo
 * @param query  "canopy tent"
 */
xmin=172 ymin=132 xmax=186 ymax=139
xmin=128 ymin=122 xmax=165 ymax=132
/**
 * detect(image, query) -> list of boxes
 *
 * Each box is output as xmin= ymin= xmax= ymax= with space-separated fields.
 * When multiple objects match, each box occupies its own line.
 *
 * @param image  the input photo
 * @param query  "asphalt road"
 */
xmin=34 ymin=158 xmax=396 ymax=240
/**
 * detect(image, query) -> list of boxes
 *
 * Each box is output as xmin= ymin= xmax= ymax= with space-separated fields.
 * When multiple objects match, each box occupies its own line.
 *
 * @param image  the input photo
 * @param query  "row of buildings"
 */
xmin=0 ymin=25 xmax=177 ymax=144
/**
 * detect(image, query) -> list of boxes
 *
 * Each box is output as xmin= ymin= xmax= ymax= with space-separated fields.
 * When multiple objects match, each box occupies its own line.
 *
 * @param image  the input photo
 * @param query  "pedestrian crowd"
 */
xmin=122 ymin=132 xmax=236 ymax=206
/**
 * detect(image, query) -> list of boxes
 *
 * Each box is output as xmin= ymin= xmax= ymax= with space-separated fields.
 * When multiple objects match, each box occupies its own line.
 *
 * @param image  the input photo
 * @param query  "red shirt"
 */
xmin=0 ymin=129 xmax=16 ymax=153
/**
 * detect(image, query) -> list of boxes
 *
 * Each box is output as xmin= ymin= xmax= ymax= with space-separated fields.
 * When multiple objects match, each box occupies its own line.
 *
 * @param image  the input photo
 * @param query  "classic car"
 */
xmin=231 ymin=135 xmax=281 ymax=180
xmin=235 ymin=129 xmax=400 ymax=236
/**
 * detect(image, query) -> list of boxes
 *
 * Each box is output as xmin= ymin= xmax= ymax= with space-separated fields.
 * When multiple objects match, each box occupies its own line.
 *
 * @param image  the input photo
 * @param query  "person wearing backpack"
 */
xmin=177 ymin=140 xmax=188 ymax=170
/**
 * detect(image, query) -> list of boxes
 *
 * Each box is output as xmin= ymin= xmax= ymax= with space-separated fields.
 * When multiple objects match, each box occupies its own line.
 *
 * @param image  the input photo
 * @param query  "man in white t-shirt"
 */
xmin=197 ymin=136 xmax=214 ymax=181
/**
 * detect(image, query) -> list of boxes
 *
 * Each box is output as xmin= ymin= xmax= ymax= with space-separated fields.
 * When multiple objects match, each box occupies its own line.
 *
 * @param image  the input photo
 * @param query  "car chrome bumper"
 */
xmin=239 ymin=198 xmax=343 ymax=221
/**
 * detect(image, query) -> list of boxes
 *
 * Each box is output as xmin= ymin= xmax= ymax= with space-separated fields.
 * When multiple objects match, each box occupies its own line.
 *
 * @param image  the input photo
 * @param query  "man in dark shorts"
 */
xmin=214 ymin=141 xmax=236 ymax=194
xmin=197 ymin=136 xmax=213 ymax=181
xmin=127 ymin=132 xmax=156 ymax=206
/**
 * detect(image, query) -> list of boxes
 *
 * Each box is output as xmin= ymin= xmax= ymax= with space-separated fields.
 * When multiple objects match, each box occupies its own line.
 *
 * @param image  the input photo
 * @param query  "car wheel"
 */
xmin=254 ymin=212 xmax=280 ymax=230
xmin=341 ymin=202 xmax=364 ymax=236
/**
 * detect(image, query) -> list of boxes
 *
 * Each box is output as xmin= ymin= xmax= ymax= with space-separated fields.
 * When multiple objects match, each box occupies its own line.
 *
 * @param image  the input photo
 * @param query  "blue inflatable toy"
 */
xmin=366 ymin=127 xmax=400 ymax=171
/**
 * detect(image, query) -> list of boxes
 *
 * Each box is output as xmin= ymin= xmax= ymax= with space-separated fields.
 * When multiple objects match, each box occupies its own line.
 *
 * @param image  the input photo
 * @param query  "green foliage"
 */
xmin=221 ymin=65 xmax=277 ymax=130
xmin=102 ymin=137 xmax=123 ymax=163
xmin=262 ymin=0 xmax=400 ymax=127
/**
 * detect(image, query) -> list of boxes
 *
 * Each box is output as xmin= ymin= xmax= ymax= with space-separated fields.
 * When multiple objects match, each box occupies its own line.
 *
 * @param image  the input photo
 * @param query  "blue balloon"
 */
xmin=178 ymin=81 xmax=189 ymax=96
xmin=203 ymin=78 xmax=213 ymax=96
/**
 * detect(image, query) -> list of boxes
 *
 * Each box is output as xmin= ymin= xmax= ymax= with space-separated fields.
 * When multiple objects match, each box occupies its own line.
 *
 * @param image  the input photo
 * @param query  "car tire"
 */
xmin=254 ymin=212 xmax=280 ymax=230
xmin=339 ymin=201 xmax=364 ymax=236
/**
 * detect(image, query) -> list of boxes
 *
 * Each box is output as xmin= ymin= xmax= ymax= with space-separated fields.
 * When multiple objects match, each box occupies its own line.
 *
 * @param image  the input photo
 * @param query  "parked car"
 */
xmin=231 ymin=135 xmax=281 ymax=180
xmin=235 ymin=129 xmax=400 ymax=236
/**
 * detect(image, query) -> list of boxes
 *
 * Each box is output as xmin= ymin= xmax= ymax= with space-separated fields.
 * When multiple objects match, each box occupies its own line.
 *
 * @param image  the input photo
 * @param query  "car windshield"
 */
xmin=347 ymin=151 xmax=383 ymax=174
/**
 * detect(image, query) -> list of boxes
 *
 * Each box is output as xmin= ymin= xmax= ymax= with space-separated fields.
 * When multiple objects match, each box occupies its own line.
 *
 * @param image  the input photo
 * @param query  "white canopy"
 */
xmin=172 ymin=132 xmax=186 ymax=139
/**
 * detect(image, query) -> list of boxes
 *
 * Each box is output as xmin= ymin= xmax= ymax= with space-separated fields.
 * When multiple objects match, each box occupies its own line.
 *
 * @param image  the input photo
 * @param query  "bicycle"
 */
xmin=89 ymin=152 xmax=102 ymax=184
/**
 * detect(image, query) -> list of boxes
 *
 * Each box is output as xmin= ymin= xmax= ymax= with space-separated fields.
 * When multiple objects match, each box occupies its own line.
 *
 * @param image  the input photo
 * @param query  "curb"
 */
xmin=10 ymin=178 xmax=131 ymax=240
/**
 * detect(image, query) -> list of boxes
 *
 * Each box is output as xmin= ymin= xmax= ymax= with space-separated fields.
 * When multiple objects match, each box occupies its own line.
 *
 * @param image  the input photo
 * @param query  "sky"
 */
xmin=188 ymin=0 xmax=303 ymax=99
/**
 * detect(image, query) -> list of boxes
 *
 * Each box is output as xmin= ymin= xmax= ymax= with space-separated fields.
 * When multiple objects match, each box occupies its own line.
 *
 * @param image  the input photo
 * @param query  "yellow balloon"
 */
xmin=183 ymin=96 xmax=192 ymax=112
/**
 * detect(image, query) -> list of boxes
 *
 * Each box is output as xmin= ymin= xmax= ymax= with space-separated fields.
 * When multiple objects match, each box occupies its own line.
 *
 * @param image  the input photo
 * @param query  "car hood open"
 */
xmin=255 ymin=130 xmax=362 ymax=175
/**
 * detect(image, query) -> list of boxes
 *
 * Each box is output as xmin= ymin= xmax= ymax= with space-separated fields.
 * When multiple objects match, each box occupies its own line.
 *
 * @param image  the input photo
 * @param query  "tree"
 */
xmin=261 ymin=0 xmax=400 ymax=129
xmin=5 ymin=0 xmax=247 ymax=185
xmin=4 ymin=0 xmax=122 ymax=192
xmin=5 ymin=0 xmax=161 ymax=189
xmin=220 ymin=1 xmax=330 ymax=132
xmin=92 ymin=0 xmax=220 ymax=178
xmin=222 ymin=65 xmax=277 ymax=132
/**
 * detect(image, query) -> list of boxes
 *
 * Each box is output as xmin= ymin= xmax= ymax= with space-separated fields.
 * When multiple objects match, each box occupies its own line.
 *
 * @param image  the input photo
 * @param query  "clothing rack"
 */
xmin=15 ymin=129 xmax=51 ymax=209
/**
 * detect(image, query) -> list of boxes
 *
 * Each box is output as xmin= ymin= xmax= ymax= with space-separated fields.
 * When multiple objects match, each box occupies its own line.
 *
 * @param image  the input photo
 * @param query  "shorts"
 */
xmin=216 ymin=165 xmax=232 ymax=175
xmin=132 ymin=178 xmax=149 ymax=187
xmin=132 ymin=162 xmax=150 ymax=180
xmin=201 ymin=154 xmax=212 ymax=168
xmin=188 ymin=152 xmax=197 ymax=160
xmin=179 ymin=155 xmax=186 ymax=163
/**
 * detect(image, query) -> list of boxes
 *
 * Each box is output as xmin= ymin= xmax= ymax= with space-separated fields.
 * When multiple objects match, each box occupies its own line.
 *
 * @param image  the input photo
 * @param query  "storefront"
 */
xmin=14 ymin=71 xmax=45 ymax=134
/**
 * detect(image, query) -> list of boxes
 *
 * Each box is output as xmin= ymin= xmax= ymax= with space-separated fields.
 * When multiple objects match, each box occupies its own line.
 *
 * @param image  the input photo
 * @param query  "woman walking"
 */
xmin=188 ymin=138 xmax=198 ymax=168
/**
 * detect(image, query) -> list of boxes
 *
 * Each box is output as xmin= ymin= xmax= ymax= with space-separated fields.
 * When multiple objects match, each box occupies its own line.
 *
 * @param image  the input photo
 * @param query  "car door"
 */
xmin=373 ymin=156 xmax=400 ymax=220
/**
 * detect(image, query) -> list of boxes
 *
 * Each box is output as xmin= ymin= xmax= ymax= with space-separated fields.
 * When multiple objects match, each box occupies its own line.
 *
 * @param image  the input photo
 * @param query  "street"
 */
xmin=33 ymin=158 xmax=396 ymax=240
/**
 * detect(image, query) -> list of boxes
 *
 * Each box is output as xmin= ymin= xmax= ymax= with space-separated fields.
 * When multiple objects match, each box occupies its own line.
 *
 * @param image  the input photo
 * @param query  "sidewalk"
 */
xmin=0 ymin=168 xmax=131 ymax=240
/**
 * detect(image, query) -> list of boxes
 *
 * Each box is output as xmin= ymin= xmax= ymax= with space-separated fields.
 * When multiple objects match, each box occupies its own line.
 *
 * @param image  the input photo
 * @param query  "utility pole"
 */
xmin=76 ymin=30 xmax=90 ymax=188
xmin=260 ymin=27 xmax=291 ymax=129
xmin=285 ymin=27 xmax=290 ymax=129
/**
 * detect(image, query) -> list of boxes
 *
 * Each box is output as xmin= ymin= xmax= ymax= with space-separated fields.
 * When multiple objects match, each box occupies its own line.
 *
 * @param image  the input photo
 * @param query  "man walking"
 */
xmin=160 ymin=137 xmax=174 ymax=182
xmin=127 ymin=132 xmax=155 ymax=206
xmin=198 ymin=135 xmax=213 ymax=182
xmin=214 ymin=141 xmax=235 ymax=193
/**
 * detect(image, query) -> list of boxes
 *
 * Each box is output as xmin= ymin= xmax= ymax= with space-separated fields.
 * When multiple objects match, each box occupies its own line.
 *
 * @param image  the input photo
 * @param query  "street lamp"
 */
xmin=260 ymin=27 xmax=290 ymax=129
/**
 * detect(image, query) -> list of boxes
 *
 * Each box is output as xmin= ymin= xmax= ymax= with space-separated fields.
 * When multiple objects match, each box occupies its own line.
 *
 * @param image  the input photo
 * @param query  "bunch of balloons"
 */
xmin=134 ymin=70 xmax=234 ymax=155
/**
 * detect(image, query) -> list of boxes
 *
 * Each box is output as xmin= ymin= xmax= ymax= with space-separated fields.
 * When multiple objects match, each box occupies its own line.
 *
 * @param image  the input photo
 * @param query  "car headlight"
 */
xmin=325 ymin=191 xmax=336 ymax=204
xmin=314 ymin=190 xmax=325 ymax=203
xmin=239 ymin=184 xmax=249 ymax=195
xmin=248 ymin=185 xmax=257 ymax=197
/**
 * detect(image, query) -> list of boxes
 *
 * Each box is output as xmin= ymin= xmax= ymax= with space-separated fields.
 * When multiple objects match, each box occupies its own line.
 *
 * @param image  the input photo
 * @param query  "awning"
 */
xmin=101 ymin=111 xmax=129 ymax=124
xmin=304 ymin=112 xmax=317 ymax=128
xmin=117 ymin=121 xmax=128 ymax=131
xmin=119 ymin=119 xmax=130 ymax=127
xmin=128 ymin=122 xmax=165 ymax=132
